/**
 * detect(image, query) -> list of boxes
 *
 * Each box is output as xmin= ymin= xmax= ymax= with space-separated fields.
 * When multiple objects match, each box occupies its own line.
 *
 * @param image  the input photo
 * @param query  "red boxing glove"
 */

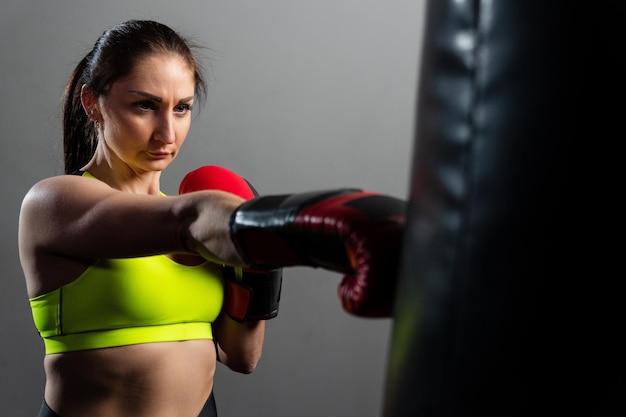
xmin=179 ymin=165 xmax=257 ymax=199
xmin=179 ymin=165 xmax=282 ymax=322
xmin=230 ymin=189 xmax=406 ymax=317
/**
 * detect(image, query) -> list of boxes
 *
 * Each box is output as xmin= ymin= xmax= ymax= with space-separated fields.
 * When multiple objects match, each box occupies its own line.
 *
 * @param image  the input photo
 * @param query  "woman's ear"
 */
xmin=80 ymin=84 xmax=99 ymax=121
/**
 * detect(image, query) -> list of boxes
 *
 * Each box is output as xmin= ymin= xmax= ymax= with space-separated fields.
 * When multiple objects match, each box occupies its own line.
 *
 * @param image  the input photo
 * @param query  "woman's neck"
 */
xmin=82 ymin=158 xmax=162 ymax=195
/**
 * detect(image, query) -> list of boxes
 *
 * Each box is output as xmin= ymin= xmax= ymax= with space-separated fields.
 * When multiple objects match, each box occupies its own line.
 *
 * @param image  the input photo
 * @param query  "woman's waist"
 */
xmin=44 ymin=340 xmax=216 ymax=415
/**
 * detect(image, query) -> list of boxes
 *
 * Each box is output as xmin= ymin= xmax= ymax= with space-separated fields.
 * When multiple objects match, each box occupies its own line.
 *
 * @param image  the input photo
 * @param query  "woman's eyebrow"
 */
xmin=128 ymin=90 xmax=194 ymax=103
xmin=128 ymin=90 xmax=162 ymax=102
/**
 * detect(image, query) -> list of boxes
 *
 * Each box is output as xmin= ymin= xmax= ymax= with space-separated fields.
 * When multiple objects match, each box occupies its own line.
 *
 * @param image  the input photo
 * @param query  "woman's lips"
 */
xmin=148 ymin=151 xmax=171 ymax=159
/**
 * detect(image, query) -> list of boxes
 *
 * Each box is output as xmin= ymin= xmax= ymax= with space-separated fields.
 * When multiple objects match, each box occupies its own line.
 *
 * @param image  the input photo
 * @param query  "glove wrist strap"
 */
xmin=222 ymin=266 xmax=283 ymax=322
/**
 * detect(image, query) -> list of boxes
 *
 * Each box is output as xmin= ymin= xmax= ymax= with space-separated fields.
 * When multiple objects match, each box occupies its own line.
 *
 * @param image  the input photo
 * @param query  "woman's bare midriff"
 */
xmin=43 ymin=339 xmax=216 ymax=417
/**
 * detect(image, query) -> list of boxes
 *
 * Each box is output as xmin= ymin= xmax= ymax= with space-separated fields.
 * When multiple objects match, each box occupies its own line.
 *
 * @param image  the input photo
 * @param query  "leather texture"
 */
xmin=384 ymin=0 xmax=575 ymax=415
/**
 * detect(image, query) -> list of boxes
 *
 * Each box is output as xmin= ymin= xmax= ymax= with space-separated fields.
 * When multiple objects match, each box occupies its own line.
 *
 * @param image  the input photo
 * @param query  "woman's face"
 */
xmin=96 ymin=53 xmax=196 ymax=174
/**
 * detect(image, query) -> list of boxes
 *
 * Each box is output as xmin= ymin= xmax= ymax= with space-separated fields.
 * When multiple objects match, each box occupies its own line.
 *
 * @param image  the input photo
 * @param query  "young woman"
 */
xmin=19 ymin=17 xmax=406 ymax=417
xmin=19 ymin=20 xmax=264 ymax=417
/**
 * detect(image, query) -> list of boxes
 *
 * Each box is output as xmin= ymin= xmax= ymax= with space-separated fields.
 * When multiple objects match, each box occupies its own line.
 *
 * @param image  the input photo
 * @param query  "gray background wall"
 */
xmin=0 ymin=1 xmax=424 ymax=416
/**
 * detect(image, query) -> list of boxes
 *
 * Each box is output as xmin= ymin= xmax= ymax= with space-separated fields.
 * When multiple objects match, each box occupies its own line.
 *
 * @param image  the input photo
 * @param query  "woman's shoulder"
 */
xmin=21 ymin=174 xmax=112 ymax=214
xmin=28 ymin=173 xmax=108 ymax=193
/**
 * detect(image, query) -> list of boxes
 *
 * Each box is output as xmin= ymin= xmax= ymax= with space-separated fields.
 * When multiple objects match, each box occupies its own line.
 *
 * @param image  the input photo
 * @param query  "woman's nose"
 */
xmin=153 ymin=114 xmax=175 ymax=144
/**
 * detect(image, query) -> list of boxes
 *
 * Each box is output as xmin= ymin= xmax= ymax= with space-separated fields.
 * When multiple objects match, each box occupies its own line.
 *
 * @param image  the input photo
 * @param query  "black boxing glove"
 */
xmin=179 ymin=165 xmax=282 ymax=322
xmin=229 ymin=189 xmax=406 ymax=317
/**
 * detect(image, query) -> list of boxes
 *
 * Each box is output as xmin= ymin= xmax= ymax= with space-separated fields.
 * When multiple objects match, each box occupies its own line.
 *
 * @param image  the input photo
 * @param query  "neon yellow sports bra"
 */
xmin=29 ymin=172 xmax=224 ymax=354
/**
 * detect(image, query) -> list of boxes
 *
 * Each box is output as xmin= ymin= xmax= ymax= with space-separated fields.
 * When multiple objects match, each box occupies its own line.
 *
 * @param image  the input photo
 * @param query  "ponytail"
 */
xmin=62 ymin=55 xmax=97 ymax=174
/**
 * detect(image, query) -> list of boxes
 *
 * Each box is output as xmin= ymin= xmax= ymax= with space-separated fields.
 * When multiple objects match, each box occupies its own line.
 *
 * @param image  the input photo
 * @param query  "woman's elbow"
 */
xmin=226 ymin=351 xmax=262 ymax=374
xmin=214 ymin=316 xmax=266 ymax=374
xmin=232 ymin=362 xmax=258 ymax=375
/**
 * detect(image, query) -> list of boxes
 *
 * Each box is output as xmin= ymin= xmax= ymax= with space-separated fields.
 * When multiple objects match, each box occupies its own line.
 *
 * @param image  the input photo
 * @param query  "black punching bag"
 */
xmin=380 ymin=0 xmax=614 ymax=415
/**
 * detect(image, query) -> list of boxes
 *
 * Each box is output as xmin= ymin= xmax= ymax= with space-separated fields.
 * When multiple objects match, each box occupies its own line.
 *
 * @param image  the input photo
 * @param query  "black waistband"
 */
xmin=37 ymin=401 xmax=60 ymax=417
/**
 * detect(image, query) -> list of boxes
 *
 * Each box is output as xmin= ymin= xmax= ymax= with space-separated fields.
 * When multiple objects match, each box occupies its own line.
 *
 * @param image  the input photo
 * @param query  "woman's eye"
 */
xmin=174 ymin=104 xmax=192 ymax=115
xmin=134 ymin=101 xmax=156 ymax=111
